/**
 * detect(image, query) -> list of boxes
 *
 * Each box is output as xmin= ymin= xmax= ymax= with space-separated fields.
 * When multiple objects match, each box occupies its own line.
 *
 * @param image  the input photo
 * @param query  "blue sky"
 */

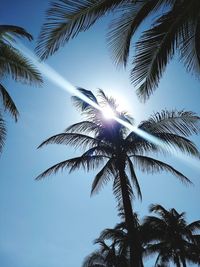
xmin=1 ymin=1 xmax=200 ymax=267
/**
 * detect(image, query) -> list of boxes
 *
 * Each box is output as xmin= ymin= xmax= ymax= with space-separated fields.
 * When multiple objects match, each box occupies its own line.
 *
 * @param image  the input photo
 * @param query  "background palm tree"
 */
xmin=36 ymin=0 xmax=200 ymax=100
xmin=143 ymin=204 xmax=200 ymax=267
xmin=37 ymin=88 xmax=200 ymax=266
xmin=0 ymin=24 xmax=42 ymax=152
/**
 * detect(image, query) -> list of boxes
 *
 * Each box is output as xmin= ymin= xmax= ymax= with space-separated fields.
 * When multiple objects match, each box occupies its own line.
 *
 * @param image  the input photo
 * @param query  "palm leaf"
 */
xmin=38 ymin=132 xmax=102 ymax=150
xmin=127 ymin=157 xmax=142 ymax=200
xmin=91 ymin=158 xmax=116 ymax=195
xmin=36 ymin=0 xmax=127 ymax=59
xmin=0 ymin=25 xmax=33 ymax=42
xmin=153 ymin=132 xmax=200 ymax=157
xmin=0 ymin=113 xmax=6 ymax=153
xmin=131 ymin=154 xmax=192 ymax=184
xmin=65 ymin=120 xmax=99 ymax=134
xmin=139 ymin=110 xmax=200 ymax=137
xmin=36 ymin=155 xmax=105 ymax=180
xmin=0 ymin=43 xmax=42 ymax=84
xmin=107 ymin=0 xmax=165 ymax=66
xmin=132 ymin=2 xmax=190 ymax=101
xmin=0 ymin=83 xmax=19 ymax=121
xmin=179 ymin=4 xmax=200 ymax=75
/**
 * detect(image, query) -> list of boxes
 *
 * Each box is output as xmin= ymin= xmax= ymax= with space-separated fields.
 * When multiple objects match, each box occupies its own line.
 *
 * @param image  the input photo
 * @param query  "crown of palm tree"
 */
xmin=143 ymin=204 xmax=200 ymax=266
xmin=36 ymin=0 xmax=200 ymax=100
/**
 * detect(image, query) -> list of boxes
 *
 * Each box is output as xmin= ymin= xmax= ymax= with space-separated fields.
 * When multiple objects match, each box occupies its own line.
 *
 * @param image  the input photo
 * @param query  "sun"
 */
xmin=101 ymin=105 xmax=115 ymax=120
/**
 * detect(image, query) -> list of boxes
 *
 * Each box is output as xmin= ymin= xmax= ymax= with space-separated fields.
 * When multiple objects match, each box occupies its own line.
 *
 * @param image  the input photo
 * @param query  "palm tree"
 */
xmin=82 ymin=223 xmax=130 ymax=267
xmin=37 ymin=88 xmax=200 ymax=267
xmin=0 ymin=25 xmax=42 ymax=151
xmin=36 ymin=0 xmax=200 ymax=100
xmin=143 ymin=204 xmax=200 ymax=267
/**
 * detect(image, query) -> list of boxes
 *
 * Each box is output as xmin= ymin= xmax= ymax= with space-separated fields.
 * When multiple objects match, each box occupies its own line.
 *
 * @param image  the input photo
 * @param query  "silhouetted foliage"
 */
xmin=0 ymin=25 xmax=42 ymax=152
xmin=37 ymin=88 xmax=200 ymax=266
xmin=37 ymin=1 xmax=200 ymax=100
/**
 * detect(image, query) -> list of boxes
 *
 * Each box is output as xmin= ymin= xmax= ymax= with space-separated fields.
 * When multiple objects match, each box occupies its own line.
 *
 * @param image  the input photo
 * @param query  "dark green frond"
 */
xmin=108 ymin=0 xmax=163 ymax=66
xmin=113 ymin=173 xmax=134 ymax=206
xmin=91 ymin=159 xmax=116 ymax=195
xmin=139 ymin=110 xmax=200 ymax=137
xmin=71 ymin=87 xmax=98 ymax=111
xmin=36 ymin=155 xmax=105 ymax=180
xmin=127 ymin=158 xmax=142 ymax=200
xmin=65 ymin=120 xmax=99 ymax=134
xmin=187 ymin=221 xmax=200 ymax=233
xmin=0 ymin=83 xmax=19 ymax=121
xmin=0 ymin=113 xmax=6 ymax=153
xmin=0 ymin=43 xmax=43 ymax=84
xmin=154 ymin=132 xmax=200 ymax=158
xmin=132 ymin=155 xmax=192 ymax=185
xmin=38 ymin=132 xmax=101 ymax=150
xmin=82 ymin=251 xmax=106 ymax=267
xmin=36 ymin=0 xmax=127 ymax=60
xmin=132 ymin=2 xmax=189 ymax=101
xmin=149 ymin=203 xmax=169 ymax=215
xmin=0 ymin=25 xmax=33 ymax=42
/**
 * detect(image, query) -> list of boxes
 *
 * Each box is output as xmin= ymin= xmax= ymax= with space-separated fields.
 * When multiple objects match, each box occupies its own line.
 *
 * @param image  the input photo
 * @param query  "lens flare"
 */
xmin=13 ymin=42 xmax=200 ymax=171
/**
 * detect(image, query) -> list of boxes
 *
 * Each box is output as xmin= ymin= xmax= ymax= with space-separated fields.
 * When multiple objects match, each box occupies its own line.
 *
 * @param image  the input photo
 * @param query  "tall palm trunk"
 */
xmin=118 ymin=159 xmax=142 ymax=267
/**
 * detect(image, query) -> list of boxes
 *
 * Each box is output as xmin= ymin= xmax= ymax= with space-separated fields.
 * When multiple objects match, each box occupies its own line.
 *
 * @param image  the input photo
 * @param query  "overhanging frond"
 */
xmin=36 ymin=0 xmax=128 ymax=60
xmin=0 ymin=83 xmax=19 ymax=121
xmin=0 ymin=43 xmax=43 ymax=84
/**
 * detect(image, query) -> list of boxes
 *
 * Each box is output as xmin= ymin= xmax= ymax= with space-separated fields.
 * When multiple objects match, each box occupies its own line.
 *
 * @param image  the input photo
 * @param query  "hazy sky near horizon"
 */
xmin=1 ymin=1 xmax=200 ymax=267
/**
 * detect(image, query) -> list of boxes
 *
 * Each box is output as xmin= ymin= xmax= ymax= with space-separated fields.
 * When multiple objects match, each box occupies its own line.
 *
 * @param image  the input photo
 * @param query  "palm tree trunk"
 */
xmin=118 ymin=161 xmax=142 ymax=267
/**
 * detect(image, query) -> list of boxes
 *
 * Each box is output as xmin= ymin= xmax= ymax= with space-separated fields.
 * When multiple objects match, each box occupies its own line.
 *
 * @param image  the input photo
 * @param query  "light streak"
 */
xmin=13 ymin=43 xmax=200 ymax=171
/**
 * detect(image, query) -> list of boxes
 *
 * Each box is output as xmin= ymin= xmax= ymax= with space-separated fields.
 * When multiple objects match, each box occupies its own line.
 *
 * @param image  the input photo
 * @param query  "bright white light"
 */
xmin=102 ymin=105 xmax=115 ymax=120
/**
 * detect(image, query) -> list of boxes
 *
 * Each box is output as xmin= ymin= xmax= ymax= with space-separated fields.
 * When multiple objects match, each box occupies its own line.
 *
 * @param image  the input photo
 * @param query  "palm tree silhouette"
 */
xmin=37 ymin=1 xmax=200 ymax=100
xmin=82 ymin=223 xmax=130 ymax=267
xmin=0 ymin=25 xmax=42 ymax=151
xmin=37 ymin=88 xmax=200 ymax=267
xmin=144 ymin=204 xmax=200 ymax=267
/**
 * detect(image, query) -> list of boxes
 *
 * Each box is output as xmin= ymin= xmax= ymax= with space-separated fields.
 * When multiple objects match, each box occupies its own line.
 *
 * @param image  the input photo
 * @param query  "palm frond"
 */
xmin=91 ymin=159 xmax=116 ymax=195
xmin=0 ymin=43 xmax=42 ymax=84
xmin=132 ymin=2 xmax=189 ymax=101
xmin=139 ymin=110 xmax=200 ymax=137
xmin=127 ymin=158 xmax=142 ymax=200
xmin=71 ymin=87 xmax=98 ymax=111
xmin=149 ymin=203 xmax=169 ymax=215
xmin=36 ymin=0 xmax=127 ymax=59
xmin=36 ymin=155 xmax=105 ymax=180
xmin=0 ymin=83 xmax=19 ymax=121
xmin=131 ymin=155 xmax=192 ymax=184
xmin=153 ymin=132 xmax=200 ymax=157
xmin=0 ymin=25 xmax=33 ymax=42
xmin=179 ymin=3 xmax=200 ymax=76
xmin=0 ymin=113 xmax=6 ymax=153
xmin=107 ymin=0 xmax=165 ymax=66
xmin=187 ymin=221 xmax=200 ymax=233
xmin=113 ymin=173 xmax=134 ymax=207
xmin=38 ymin=132 xmax=101 ymax=150
xmin=82 ymin=251 xmax=106 ymax=267
xmin=65 ymin=120 xmax=99 ymax=134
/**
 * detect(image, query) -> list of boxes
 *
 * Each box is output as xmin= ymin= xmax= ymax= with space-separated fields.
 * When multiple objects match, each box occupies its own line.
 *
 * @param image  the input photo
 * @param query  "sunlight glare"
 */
xmin=102 ymin=105 xmax=115 ymax=120
xmin=13 ymin=42 xmax=200 ymax=171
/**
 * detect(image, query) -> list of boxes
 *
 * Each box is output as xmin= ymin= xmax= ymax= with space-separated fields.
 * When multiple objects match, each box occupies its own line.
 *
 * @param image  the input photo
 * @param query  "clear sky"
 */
xmin=1 ymin=1 xmax=200 ymax=267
